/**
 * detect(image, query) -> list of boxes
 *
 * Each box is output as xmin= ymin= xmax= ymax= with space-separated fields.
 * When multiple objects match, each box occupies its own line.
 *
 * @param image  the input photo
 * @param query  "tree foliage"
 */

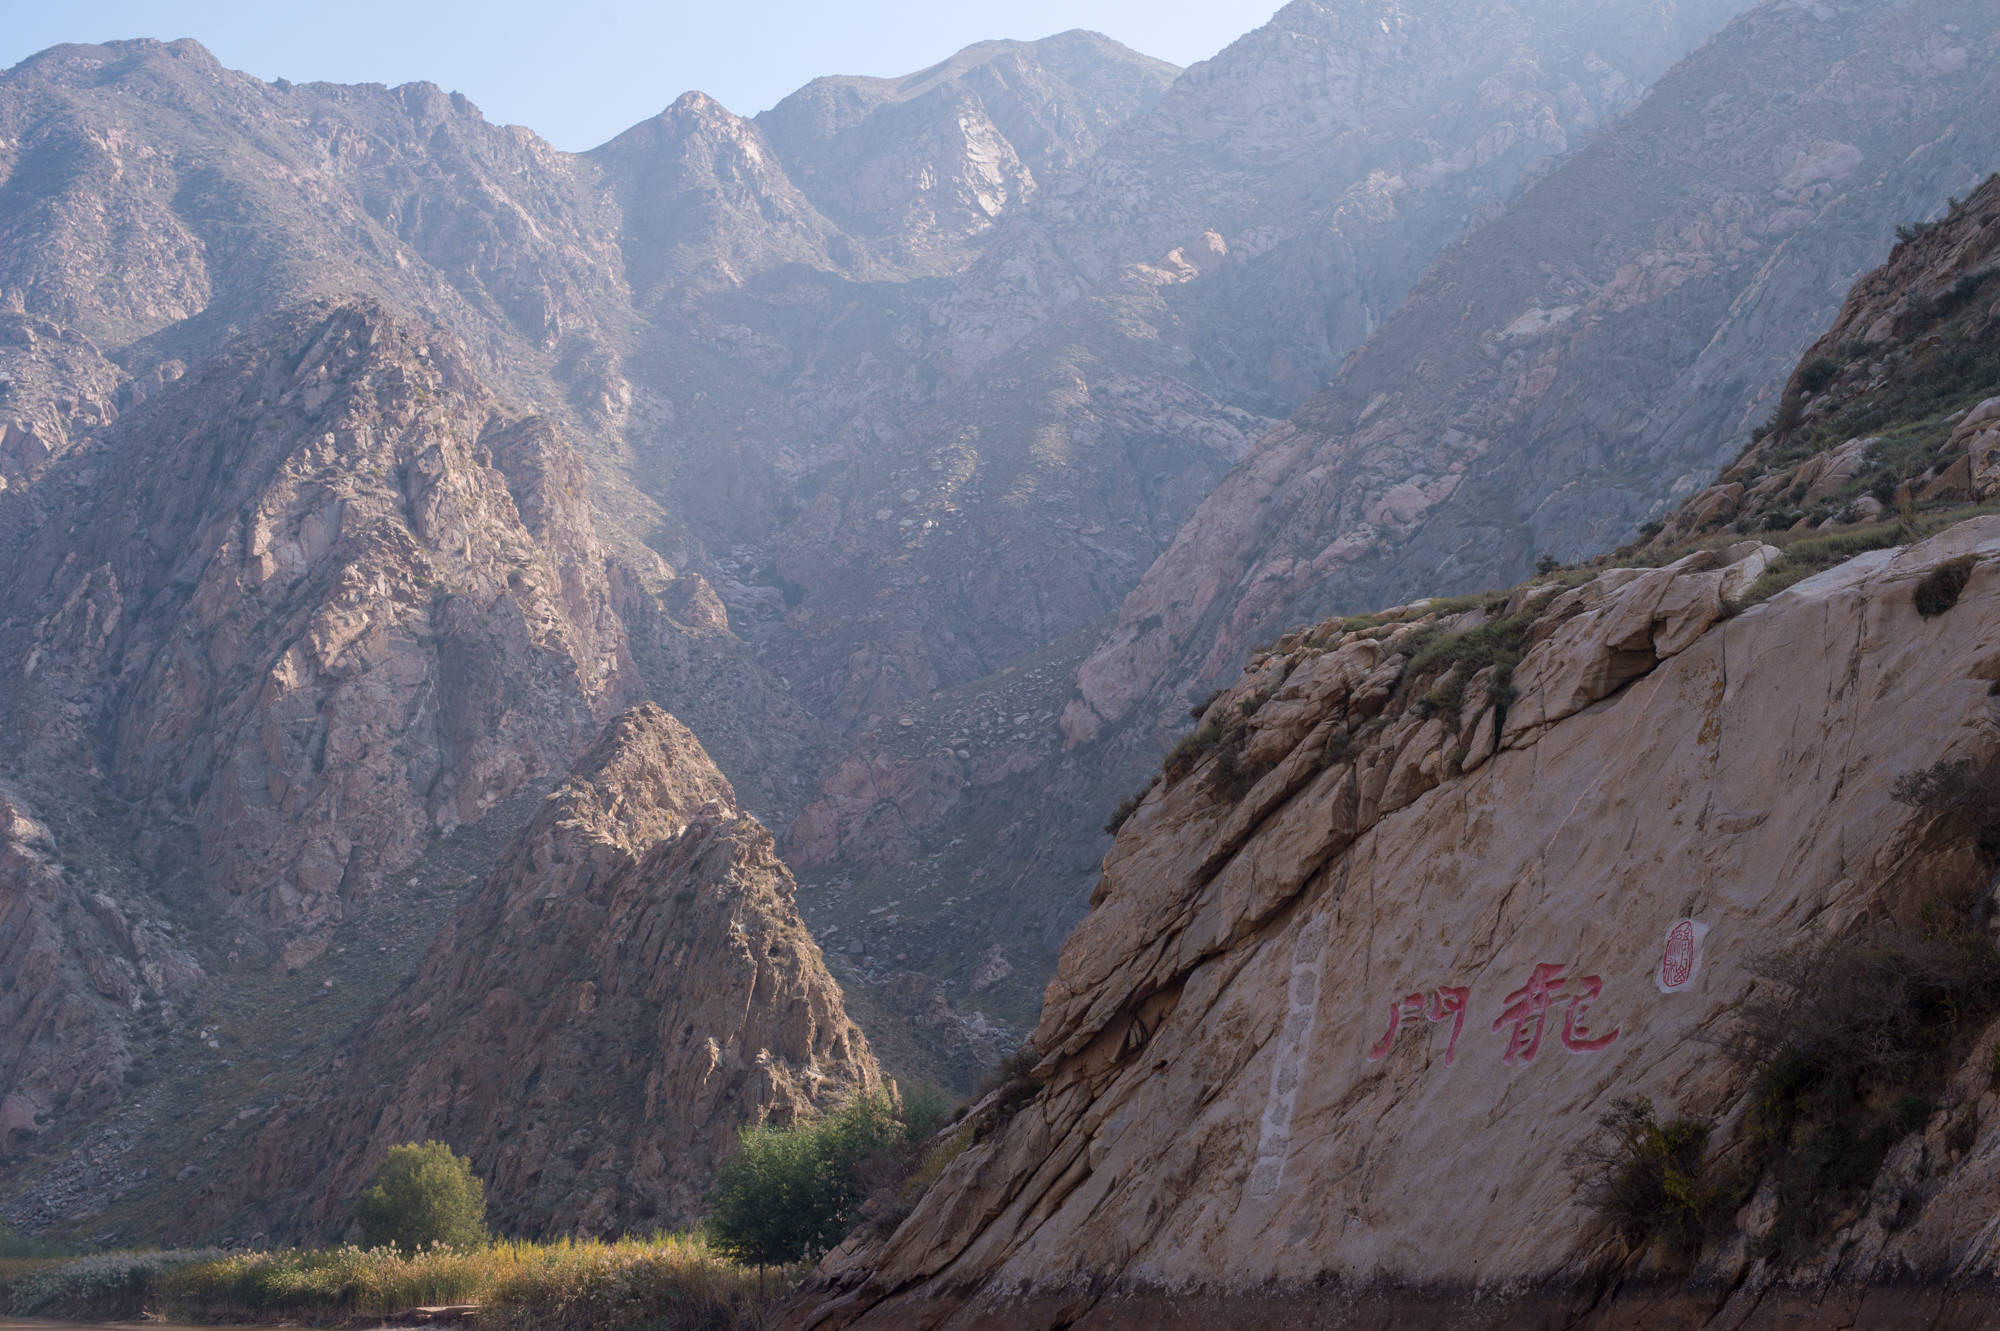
xmin=705 ymin=1094 xmax=928 ymax=1266
xmin=353 ymin=1140 xmax=489 ymax=1254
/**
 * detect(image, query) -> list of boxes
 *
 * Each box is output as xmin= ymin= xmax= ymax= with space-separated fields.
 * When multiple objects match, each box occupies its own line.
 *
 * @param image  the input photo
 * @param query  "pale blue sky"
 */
xmin=0 ymin=1 xmax=1276 ymax=150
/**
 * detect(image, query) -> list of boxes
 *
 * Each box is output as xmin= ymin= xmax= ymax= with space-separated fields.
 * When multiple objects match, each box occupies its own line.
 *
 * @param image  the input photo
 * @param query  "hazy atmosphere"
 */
xmin=2 ymin=1 xmax=1999 ymax=1328
xmin=0 ymin=0 xmax=1261 ymax=147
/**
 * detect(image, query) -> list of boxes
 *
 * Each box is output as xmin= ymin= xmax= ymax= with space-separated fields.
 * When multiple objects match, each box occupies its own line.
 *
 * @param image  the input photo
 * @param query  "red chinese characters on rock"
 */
xmin=1367 ymin=963 xmax=1619 ymax=1067
xmin=1492 ymin=962 xmax=1619 ymax=1063
xmin=1367 ymin=986 xmax=1470 ymax=1064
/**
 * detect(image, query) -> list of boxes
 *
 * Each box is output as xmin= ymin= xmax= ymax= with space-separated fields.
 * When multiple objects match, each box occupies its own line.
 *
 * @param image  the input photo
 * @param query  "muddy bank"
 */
xmin=790 ymin=1274 xmax=2000 ymax=1330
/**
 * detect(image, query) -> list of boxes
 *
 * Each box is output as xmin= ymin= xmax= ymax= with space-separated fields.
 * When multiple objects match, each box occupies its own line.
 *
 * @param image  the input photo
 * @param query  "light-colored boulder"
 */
xmin=797 ymin=517 xmax=2000 ymax=1329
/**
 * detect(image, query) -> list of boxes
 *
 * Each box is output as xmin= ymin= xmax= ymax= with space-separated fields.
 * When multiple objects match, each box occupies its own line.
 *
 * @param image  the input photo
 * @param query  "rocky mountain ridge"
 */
xmin=6 ymin=0 xmax=1998 ymax=1250
xmin=189 ymin=703 xmax=879 ymax=1242
xmin=772 ymin=0 xmax=2000 ymax=1027
xmin=786 ymin=135 xmax=2000 ymax=1330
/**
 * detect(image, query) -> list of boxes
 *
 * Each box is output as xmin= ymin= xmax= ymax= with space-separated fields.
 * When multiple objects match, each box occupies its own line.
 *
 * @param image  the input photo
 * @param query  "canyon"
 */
xmin=0 ymin=2 xmax=1996 ymax=1320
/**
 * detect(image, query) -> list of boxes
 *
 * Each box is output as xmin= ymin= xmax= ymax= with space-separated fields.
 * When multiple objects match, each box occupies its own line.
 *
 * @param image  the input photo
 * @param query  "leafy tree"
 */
xmin=353 ymin=1140 xmax=488 ymax=1254
xmin=706 ymin=1094 xmax=908 ymax=1265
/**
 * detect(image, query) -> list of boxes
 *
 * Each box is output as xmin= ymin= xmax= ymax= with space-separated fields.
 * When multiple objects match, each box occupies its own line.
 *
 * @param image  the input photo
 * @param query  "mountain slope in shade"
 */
xmin=191 ymin=703 xmax=879 ymax=1241
xmin=1065 ymin=0 xmax=2000 ymax=750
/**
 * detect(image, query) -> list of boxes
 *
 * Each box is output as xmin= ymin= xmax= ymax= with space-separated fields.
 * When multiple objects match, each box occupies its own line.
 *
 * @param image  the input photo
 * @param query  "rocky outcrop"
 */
xmin=1064 ymin=0 xmax=2000 ymax=750
xmin=192 ymin=703 xmax=879 ymax=1241
xmin=0 ymin=784 xmax=199 ymax=1155
xmin=1651 ymin=174 xmax=2000 ymax=547
xmin=757 ymin=33 xmax=1177 ymax=269
xmin=2 ymin=299 xmax=634 ymax=965
xmin=0 ymin=315 xmax=129 ymax=493
xmin=792 ymin=517 xmax=2000 ymax=1329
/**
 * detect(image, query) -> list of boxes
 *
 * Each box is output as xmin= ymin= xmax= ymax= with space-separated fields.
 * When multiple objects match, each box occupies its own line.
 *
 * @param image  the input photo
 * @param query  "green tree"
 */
xmin=706 ymin=1094 xmax=907 ymax=1266
xmin=353 ymin=1140 xmax=488 ymax=1254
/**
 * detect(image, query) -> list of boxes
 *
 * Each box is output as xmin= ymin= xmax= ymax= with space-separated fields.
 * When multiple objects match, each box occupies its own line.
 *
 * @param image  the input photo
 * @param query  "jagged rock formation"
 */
xmin=192 ymin=703 xmax=879 ymax=1240
xmin=1653 ymin=175 xmax=2000 ymax=546
xmin=788 ymin=157 xmax=2000 ymax=1328
xmin=756 ymin=33 xmax=1178 ymax=269
xmin=1065 ymin=0 xmax=2000 ymax=753
xmin=790 ymin=517 xmax=2000 ymax=1329
xmin=4 ymin=299 xmax=635 ymax=962
xmin=0 ymin=783 xmax=200 ymax=1153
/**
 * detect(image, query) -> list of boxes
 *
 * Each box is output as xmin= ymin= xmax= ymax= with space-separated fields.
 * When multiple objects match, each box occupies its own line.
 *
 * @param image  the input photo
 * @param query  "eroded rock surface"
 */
xmin=192 ymin=703 xmax=878 ymax=1241
xmin=1066 ymin=0 xmax=2000 ymax=750
xmin=794 ymin=521 xmax=2000 ymax=1329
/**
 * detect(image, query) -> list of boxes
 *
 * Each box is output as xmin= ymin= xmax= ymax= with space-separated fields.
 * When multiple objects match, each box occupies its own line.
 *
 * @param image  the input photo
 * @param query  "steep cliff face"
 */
xmin=3 ymin=299 xmax=634 ymax=961
xmin=792 ymin=515 xmax=2000 ymax=1329
xmin=191 ymin=704 xmax=878 ymax=1242
xmin=0 ymin=783 xmax=200 ymax=1156
xmin=1065 ymin=0 xmax=2000 ymax=754
xmin=788 ymin=168 xmax=2000 ymax=1327
xmin=0 ymin=298 xmax=697 ymax=1196
xmin=756 ymin=32 xmax=1177 ymax=270
xmin=1653 ymin=174 xmax=2000 ymax=547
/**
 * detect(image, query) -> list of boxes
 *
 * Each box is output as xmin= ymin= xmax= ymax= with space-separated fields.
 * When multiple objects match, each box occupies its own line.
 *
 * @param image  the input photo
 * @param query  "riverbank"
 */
xmin=0 ymin=1237 xmax=792 ymax=1329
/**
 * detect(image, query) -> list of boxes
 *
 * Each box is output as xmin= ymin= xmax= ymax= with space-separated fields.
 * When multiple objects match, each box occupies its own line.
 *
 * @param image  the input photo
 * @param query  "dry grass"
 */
xmin=13 ymin=1237 xmax=781 ymax=1329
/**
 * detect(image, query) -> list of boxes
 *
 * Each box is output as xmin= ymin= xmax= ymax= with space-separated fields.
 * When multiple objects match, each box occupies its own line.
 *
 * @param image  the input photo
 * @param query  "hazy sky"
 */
xmin=0 ymin=1 xmax=1275 ymax=151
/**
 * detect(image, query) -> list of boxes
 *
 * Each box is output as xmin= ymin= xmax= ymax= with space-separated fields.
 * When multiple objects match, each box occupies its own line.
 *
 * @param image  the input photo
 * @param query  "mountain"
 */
xmin=780 ymin=0 xmax=2000 ymax=1028
xmin=786 ymin=180 xmax=2000 ymax=1321
xmin=1067 ymin=0 xmax=2000 ymax=750
xmin=756 ymin=32 xmax=1179 ymax=270
xmin=188 ymin=704 xmax=878 ymax=1242
xmin=2 ymin=0 xmax=1966 ymax=1243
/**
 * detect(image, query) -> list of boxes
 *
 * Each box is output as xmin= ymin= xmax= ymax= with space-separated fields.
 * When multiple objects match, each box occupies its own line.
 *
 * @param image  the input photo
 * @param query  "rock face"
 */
xmin=1064 ymin=0 xmax=2000 ymax=752
xmin=193 ymin=703 xmax=879 ymax=1241
xmin=792 ymin=517 xmax=2000 ymax=1329
xmin=1652 ymin=174 xmax=2000 ymax=548
xmin=756 ymin=32 xmax=1179 ymax=269
xmin=0 ymin=783 xmax=200 ymax=1154
xmin=4 ymin=299 xmax=634 ymax=963
xmin=790 ymin=180 xmax=2000 ymax=1324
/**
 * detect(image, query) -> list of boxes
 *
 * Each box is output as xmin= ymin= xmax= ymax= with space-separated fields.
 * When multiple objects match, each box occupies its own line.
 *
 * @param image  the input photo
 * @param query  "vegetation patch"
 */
xmin=1730 ymin=523 xmax=1912 ymax=607
xmin=7 ymin=1248 xmax=227 ymax=1320
xmin=142 ymin=1238 xmax=774 ymax=1330
xmin=355 ymin=1140 xmax=489 ymax=1255
xmin=707 ymin=1089 xmax=951 ymax=1266
xmin=1567 ymin=1097 xmax=1736 ymax=1259
xmin=1729 ymin=757 xmax=2000 ymax=1260
xmin=1913 ymin=555 xmax=1977 ymax=617
xmin=1161 ymin=723 xmax=1222 ymax=785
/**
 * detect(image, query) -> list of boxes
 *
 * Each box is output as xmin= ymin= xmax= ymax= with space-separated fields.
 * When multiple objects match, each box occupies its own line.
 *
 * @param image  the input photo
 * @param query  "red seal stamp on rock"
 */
xmin=1656 ymin=918 xmax=1709 ymax=993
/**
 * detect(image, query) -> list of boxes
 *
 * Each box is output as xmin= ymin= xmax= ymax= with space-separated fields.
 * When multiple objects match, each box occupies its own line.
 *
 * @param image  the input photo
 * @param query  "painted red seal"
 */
xmin=1659 ymin=920 xmax=1696 ymax=990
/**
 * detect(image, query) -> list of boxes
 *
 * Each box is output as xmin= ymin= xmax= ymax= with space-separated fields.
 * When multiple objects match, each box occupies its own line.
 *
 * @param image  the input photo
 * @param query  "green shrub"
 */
xmin=1892 ymin=755 xmax=2000 ymax=858
xmin=1913 ymin=555 xmax=1976 ymax=617
xmin=1566 ymin=1097 xmax=1731 ymax=1258
xmin=354 ymin=1141 xmax=489 ymax=1255
xmin=706 ymin=1094 xmax=911 ymax=1266
xmin=1161 ymin=723 xmax=1221 ymax=785
xmin=1798 ymin=356 xmax=1841 ymax=395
